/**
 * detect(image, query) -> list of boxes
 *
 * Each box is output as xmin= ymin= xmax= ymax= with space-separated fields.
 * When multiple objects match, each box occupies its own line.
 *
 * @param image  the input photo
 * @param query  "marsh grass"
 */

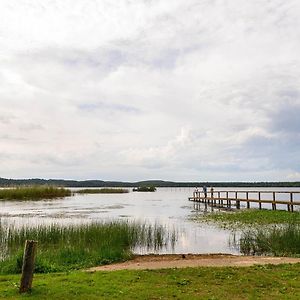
xmin=201 ymin=209 xmax=300 ymax=229
xmin=0 ymin=186 xmax=71 ymax=201
xmin=201 ymin=209 xmax=300 ymax=257
xmin=75 ymin=188 xmax=129 ymax=194
xmin=0 ymin=221 xmax=176 ymax=274
xmin=235 ymin=222 xmax=300 ymax=256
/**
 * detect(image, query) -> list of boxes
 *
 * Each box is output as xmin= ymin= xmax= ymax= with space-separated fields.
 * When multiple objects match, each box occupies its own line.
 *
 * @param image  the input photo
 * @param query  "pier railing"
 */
xmin=188 ymin=190 xmax=300 ymax=212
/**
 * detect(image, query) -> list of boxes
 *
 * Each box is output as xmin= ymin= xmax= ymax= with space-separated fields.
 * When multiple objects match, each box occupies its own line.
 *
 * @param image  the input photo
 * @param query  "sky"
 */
xmin=0 ymin=0 xmax=300 ymax=182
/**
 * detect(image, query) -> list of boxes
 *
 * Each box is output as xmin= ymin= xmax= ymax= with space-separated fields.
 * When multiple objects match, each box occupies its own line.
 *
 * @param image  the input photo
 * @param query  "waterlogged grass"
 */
xmin=199 ymin=209 xmax=300 ymax=257
xmin=237 ymin=223 xmax=300 ymax=256
xmin=0 ymin=186 xmax=71 ymax=201
xmin=76 ymin=188 xmax=129 ymax=194
xmin=202 ymin=209 xmax=300 ymax=229
xmin=0 ymin=221 xmax=176 ymax=274
xmin=0 ymin=264 xmax=300 ymax=299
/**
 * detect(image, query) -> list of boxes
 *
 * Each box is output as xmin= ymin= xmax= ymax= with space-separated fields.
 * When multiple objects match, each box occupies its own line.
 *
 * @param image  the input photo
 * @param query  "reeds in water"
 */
xmin=0 ymin=221 xmax=176 ymax=274
xmin=0 ymin=186 xmax=71 ymax=200
xmin=236 ymin=222 xmax=300 ymax=256
xmin=75 ymin=188 xmax=129 ymax=194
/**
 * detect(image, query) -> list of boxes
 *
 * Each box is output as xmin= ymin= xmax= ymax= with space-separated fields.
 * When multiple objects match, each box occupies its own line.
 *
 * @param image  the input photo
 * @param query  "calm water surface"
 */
xmin=1 ymin=187 xmax=299 ymax=254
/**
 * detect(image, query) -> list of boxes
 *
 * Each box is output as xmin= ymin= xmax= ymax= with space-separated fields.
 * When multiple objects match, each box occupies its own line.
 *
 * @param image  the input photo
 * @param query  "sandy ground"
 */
xmin=88 ymin=254 xmax=300 ymax=272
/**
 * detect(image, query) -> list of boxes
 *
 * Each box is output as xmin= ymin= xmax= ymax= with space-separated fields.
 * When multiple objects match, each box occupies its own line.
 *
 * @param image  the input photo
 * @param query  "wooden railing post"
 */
xmin=211 ymin=190 xmax=214 ymax=205
xmin=290 ymin=193 xmax=294 ymax=212
xmin=235 ymin=192 xmax=241 ymax=209
xmin=258 ymin=192 xmax=262 ymax=210
xmin=272 ymin=192 xmax=276 ymax=210
xmin=246 ymin=192 xmax=250 ymax=209
xmin=19 ymin=240 xmax=38 ymax=293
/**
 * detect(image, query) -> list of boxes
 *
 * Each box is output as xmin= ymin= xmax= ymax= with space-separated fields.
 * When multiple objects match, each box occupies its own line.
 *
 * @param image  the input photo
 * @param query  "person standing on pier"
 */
xmin=210 ymin=186 xmax=216 ymax=204
xmin=203 ymin=185 xmax=207 ymax=199
xmin=210 ymin=187 xmax=214 ymax=199
xmin=194 ymin=187 xmax=199 ymax=198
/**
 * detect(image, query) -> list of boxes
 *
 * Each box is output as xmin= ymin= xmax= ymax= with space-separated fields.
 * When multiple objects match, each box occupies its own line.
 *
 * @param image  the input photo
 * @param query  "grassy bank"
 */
xmin=0 ymin=264 xmax=300 ymax=299
xmin=201 ymin=209 xmax=300 ymax=228
xmin=75 ymin=188 xmax=129 ymax=194
xmin=0 ymin=221 xmax=176 ymax=274
xmin=0 ymin=186 xmax=71 ymax=200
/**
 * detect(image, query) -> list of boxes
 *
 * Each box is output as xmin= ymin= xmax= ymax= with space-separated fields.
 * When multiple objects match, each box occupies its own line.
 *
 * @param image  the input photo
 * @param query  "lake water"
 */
xmin=1 ymin=187 xmax=299 ymax=255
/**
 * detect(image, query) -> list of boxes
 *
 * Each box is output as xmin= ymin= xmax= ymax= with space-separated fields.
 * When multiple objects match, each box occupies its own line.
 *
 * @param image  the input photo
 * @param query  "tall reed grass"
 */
xmin=0 ymin=221 xmax=176 ymax=274
xmin=236 ymin=222 xmax=300 ymax=256
xmin=75 ymin=188 xmax=129 ymax=194
xmin=0 ymin=186 xmax=71 ymax=200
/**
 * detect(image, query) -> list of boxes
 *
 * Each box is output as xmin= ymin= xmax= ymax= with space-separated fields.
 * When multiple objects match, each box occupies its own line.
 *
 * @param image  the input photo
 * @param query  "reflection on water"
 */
xmin=1 ymin=187 xmax=299 ymax=254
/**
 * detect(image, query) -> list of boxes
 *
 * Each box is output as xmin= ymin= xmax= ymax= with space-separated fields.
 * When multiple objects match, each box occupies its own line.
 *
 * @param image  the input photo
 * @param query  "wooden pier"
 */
xmin=188 ymin=190 xmax=300 ymax=212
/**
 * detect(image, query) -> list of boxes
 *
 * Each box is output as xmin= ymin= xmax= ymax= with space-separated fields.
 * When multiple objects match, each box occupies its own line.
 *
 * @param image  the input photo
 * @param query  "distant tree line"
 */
xmin=0 ymin=177 xmax=300 ymax=187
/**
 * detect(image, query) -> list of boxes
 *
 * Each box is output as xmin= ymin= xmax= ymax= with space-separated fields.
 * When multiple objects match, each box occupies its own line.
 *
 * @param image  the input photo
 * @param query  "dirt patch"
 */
xmin=88 ymin=254 xmax=300 ymax=272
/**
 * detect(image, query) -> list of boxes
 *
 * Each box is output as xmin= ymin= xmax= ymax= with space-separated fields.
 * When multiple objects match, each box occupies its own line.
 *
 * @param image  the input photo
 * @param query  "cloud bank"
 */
xmin=0 ymin=0 xmax=300 ymax=181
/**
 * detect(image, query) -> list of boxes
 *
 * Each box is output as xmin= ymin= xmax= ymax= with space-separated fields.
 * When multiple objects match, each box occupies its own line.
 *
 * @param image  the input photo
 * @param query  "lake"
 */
xmin=1 ymin=187 xmax=299 ymax=255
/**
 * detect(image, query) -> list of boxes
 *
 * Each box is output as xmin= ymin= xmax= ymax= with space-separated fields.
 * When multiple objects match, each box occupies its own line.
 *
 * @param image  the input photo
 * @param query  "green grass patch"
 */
xmin=75 ymin=188 xmax=129 ymax=194
xmin=0 ymin=264 xmax=300 ymax=299
xmin=0 ymin=186 xmax=71 ymax=201
xmin=0 ymin=221 xmax=176 ymax=274
xmin=201 ymin=209 xmax=300 ymax=229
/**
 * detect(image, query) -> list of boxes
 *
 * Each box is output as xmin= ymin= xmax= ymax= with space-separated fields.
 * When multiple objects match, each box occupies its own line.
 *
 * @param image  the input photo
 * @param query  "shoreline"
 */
xmin=88 ymin=253 xmax=300 ymax=271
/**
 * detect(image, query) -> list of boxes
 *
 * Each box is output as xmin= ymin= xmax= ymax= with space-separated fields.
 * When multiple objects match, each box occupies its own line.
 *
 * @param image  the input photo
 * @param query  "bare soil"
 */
xmin=88 ymin=254 xmax=300 ymax=272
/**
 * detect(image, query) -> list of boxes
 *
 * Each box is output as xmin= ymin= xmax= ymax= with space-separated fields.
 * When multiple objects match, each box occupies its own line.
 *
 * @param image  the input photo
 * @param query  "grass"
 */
xmin=201 ymin=209 xmax=300 ymax=229
xmin=237 ymin=223 xmax=300 ymax=256
xmin=197 ymin=209 xmax=300 ymax=257
xmin=0 ymin=186 xmax=71 ymax=201
xmin=0 ymin=264 xmax=300 ymax=299
xmin=75 ymin=188 xmax=129 ymax=194
xmin=0 ymin=221 xmax=176 ymax=274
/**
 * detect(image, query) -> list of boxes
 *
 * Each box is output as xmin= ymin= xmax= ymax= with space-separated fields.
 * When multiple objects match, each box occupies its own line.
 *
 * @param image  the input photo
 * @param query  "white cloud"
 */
xmin=0 ymin=0 xmax=300 ymax=181
xmin=287 ymin=172 xmax=300 ymax=181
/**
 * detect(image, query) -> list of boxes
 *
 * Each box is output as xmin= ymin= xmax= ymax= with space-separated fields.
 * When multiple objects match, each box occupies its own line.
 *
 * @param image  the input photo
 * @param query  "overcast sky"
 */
xmin=0 ymin=0 xmax=300 ymax=182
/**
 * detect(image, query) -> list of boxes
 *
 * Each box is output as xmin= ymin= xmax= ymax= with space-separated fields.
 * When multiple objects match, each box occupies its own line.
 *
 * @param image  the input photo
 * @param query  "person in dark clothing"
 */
xmin=203 ymin=185 xmax=207 ymax=198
